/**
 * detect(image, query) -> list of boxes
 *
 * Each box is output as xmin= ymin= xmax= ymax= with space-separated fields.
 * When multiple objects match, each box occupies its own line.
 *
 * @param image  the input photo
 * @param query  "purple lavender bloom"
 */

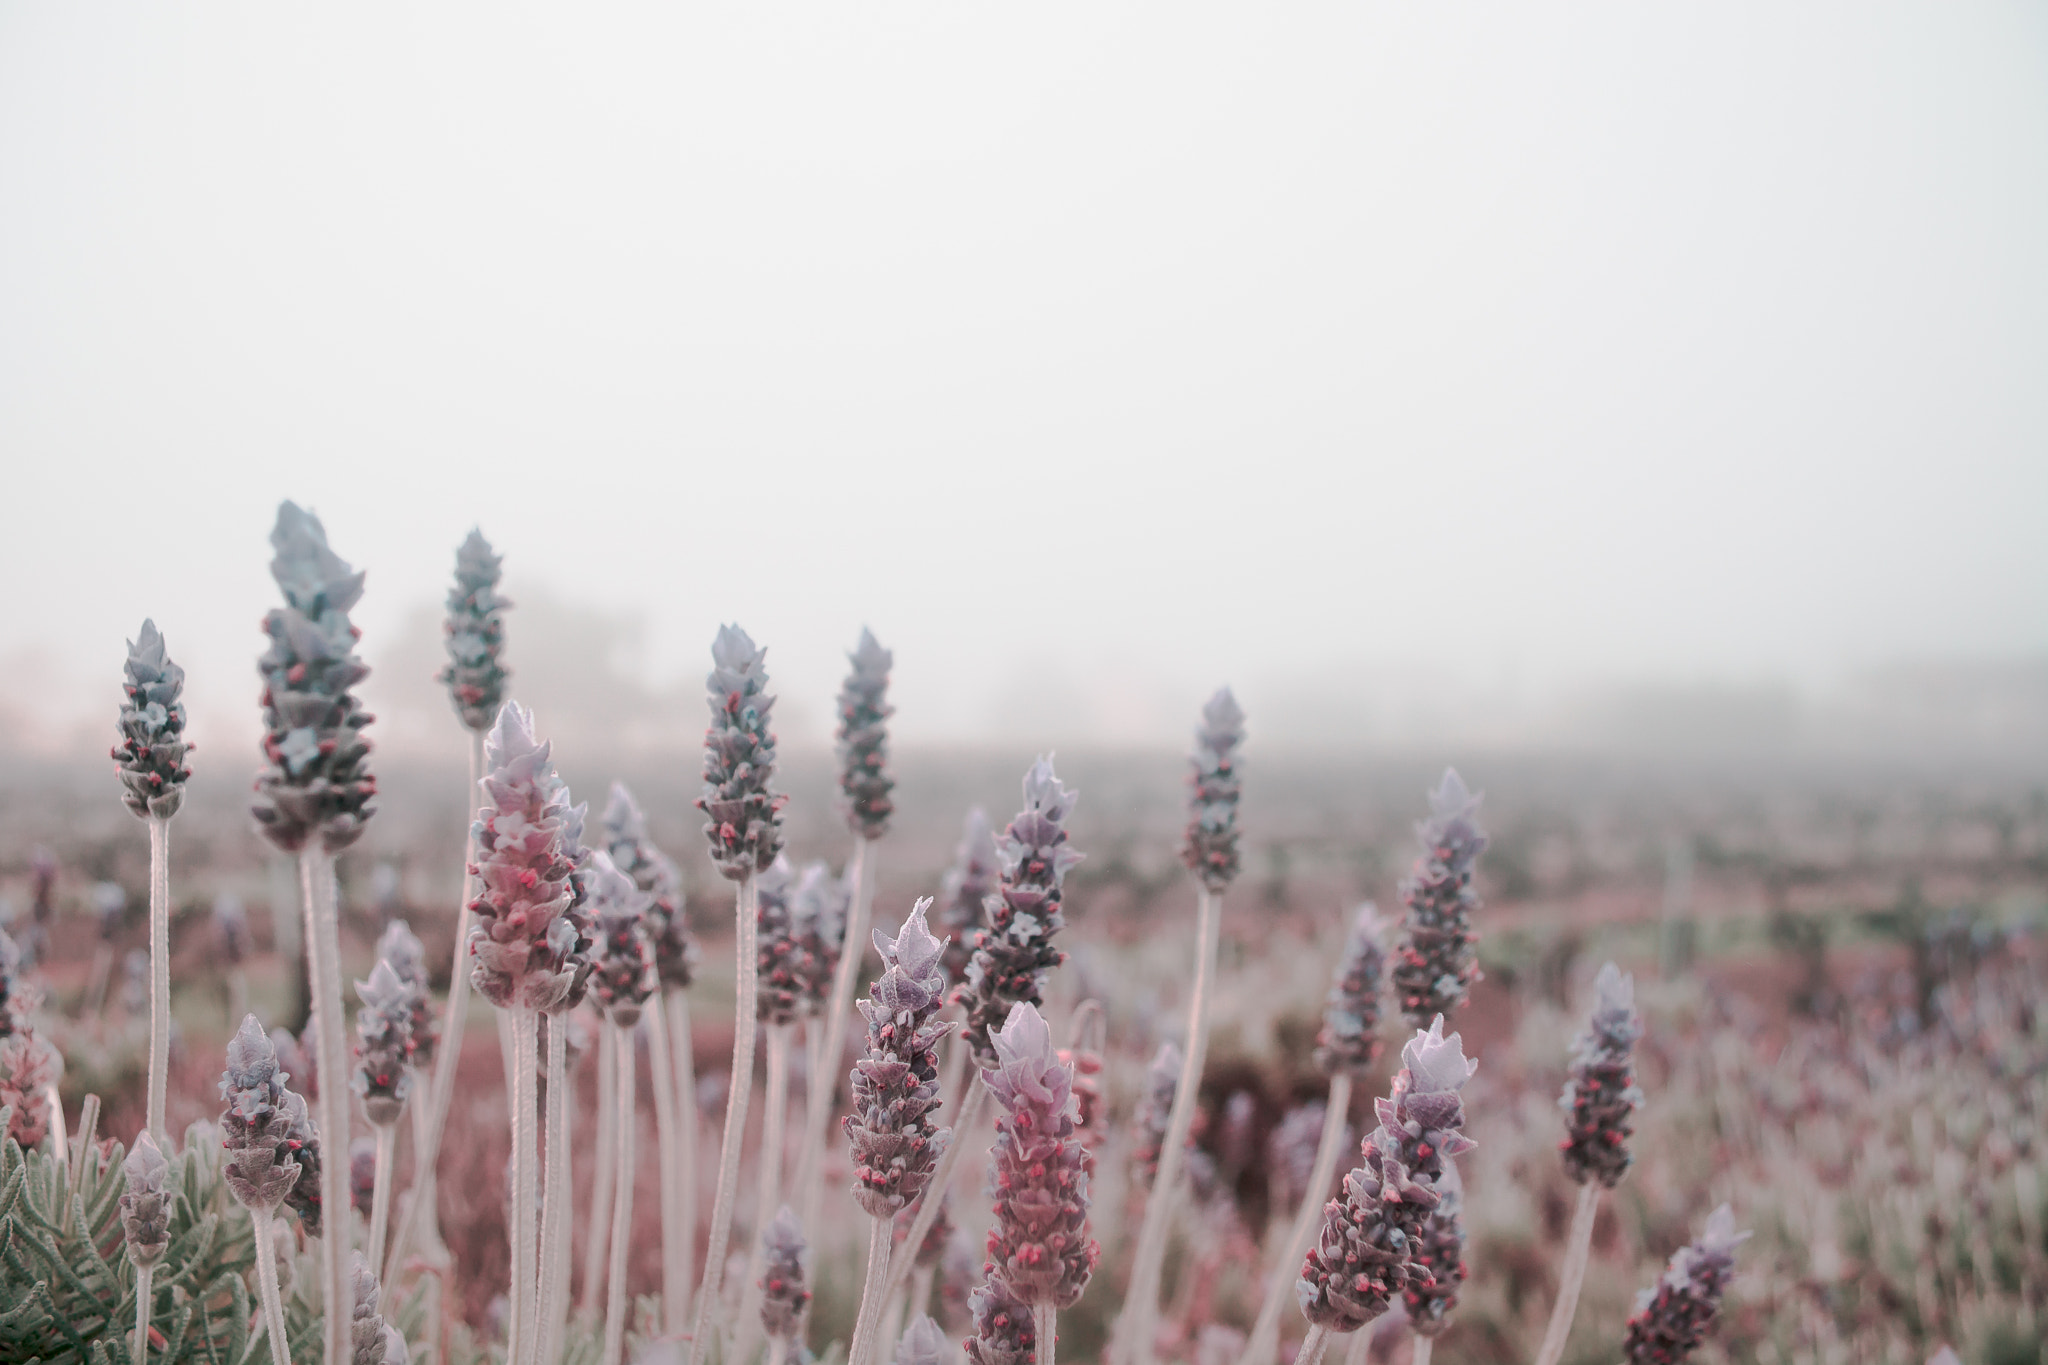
xmin=756 ymin=857 xmax=817 ymax=1026
xmin=119 ymin=1129 xmax=173 ymax=1267
xmin=1622 ymin=1205 xmax=1749 ymax=1364
xmin=1180 ymin=688 xmax=1245 ymax=892
xmin=1315 ymin=904 xmax=1388 ymax=1079
xmin=1129 ymin=1041 xmax=1182 ymax=1190
xmin=962 ymin=1278 xmax=1037 ymax=1365
xmin=280 ymin=1086 xmax=325 ymax=1235
xmin=219 ymin=1015 xmax=303 ymax=1215
xmin=603 ymin=781 xmax=696 ymax=990
xmin=980 ymin=1003 xmax=1097 ymax=1310
xmin=1267 ymin=1101 xmax=1343 ymax=1211
xmin=937 ymin=809 xmax=999 ymax=986
xmin=1390 ymin=770 xmax=1487 ymax=1027
xmin=1403 ymin=1162 xmax=1467 ymax=1337
xmin=352 ymin=959 xmax=417 ymax=1126
xmin=845 ymin=900 xmax=955 ymax=1217
xmin=837 ymin=629 xmax=896 ymax=840
xmin=697 ymin=625 xmax=786 ymax=881
xmin=467 ymin=704 xmax=585 ymax=1013
xmin=351 ymin=1135 xmax=378 ymax=1217
xmin=956 ymin=760 xmax=1083 ymax=1069
xmin=438 ymin=529 xmax=511 ymax=733
xmin=1560 ymin=962 xmax=1644 ymax=1188
xmin=113 ymin=620 xmax=191 ymax=820
xmin=376 ymin=919 xmax=437 ymax=1069
xmin=894 ymin=1315 xmax=952 ymax=1365
xmin=792 ymin=861 xmax=850 ymax=1013
xmin=350 ymin=1251 xmax=410 ymax=1365
xmin=251 ymin=502 xmax=378 ymax=855
xmin=758 ymin=1206 xmax=812 ymax=1338
xmin=585 ymin=850 xmax=658 ymax=1027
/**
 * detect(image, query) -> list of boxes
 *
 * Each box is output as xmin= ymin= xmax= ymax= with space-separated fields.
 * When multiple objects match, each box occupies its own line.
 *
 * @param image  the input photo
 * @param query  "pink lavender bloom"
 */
xmin=980 ymin=1003 xmax=1097 ymax=1310
xmin=1314 ymin=904 xmax=1388 ymax=1079
xmin=602 ymin=781 xmax=696 ymax=990
xmin=438 ymin=529 xmax=511 ymax=733
xmin=352 ymin=959 xmax=418 ymax=1125
xmin=957 ymin=760 xmax=1083 ymax=1068
xmin=792 ymin=861 xmax=850 ymax=1012
xmin=1180 ymin=688 xmax=1245 ymax=892
xmin=1390 ymin=771 xmax=1487 ymax=1027
xmin=845 ymin=900 xmax=955 ymax=1217
xmin=219 ymin=1015 xmax=305 ymax=1215
xmin=837 ymin=628 xmax=896 ymax=840
xmin=1268 ymin=1101 xmax=1342 ymax=1211
xmin=119 ymin=1130 xmax=173 ymax=1267
xmin=375 ymin=919 xmax=437 ymax=1069
xmin=350 ymin=1252 xmax=410 ymax=1365
xmin=113 ymin=620 xmax=192 ymax=820
xmin=585 ymin=850 xmax=658 ymax=1027
xmin=962 ymin=1278 xmax=1037 ymax=1365
xmin=756 ymin=856 xmax=818 ymax=1027
xmin=1622 ymin=1205 xmax=1748 ymax=1364
xmin=697 ymin=625 xmax=787 ymax=881
xmin=1129 ymin=1041 xmax=1182 ymax=1189
xmin=1403 ymin=1162 xmax=1467 ymax=1337
xmin=937 ymin=809 xmax=1000 ymax=986
xmin=1559 ymin=962 xmax=1644 ymax=1188
xmin=758 ymin=1206 xmax=812 ymax=1338
xmin=251 ymin=502 xmax=378 ymax=855
xmin=467 ymin=703 xmax=586 ymax=1013
xmin=0 ymin=1031 xmax=59 ymax=1150
xmin=895 ymin=1315 xmax=952 ymax=1365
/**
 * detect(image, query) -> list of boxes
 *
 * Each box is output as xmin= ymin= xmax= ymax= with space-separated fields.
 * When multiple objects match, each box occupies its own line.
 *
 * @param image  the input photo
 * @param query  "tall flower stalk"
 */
xmin=1533 ymin=963 xmax=1644 ymax=1365
xmin=1118 ymin=688 xmax=1244 ymax=1365
xmin=586 ymin=851 xmax=657 ymax=1365
xmin=1391 ymin=771 xmax=1486 ymax=1028
xmin=114 ymin=619 xmax=191 ymax=1143
xmin=351 ymin=959 xmax=419 ymax=1276
xmin=1241 ymin=904 xmax=1386 ymax=1365
xmin=689 ymin=625 xmax=787 ymax=1365
xmin=977 ymin=1003 xmax=1098 ymax=1365
xmin=603 ymin=780 xmax=699 ymax=1329
xmin=468 ymin=702 xmax=586 ymax=1365
xmin=398 ymin=529 xmax=511 ymax=1279
xmin=251 ymin=502 xmax=377 ymax=1365
xmin=1622 ymin=1205 xmax=1747 ymax=1364
xmin=886 ymin=758 xmax=1082 ymax=1310
xmin=845 ymin=902 xmax=955 ymax=1365
xmin=120 ymin=1129 xmax=172 ymax=1365
xmin=796 ymin=630 xmax=895 ymax=1242
xmin=220 ymin=1016 xmax=312 ymax=1365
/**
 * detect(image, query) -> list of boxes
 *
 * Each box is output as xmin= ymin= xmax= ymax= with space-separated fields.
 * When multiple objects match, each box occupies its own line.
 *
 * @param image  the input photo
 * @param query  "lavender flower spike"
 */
xmin=981 ymin=1002 xmax=1099 ymax=1310
xmin=0 ymin=1032 xmax=61 ymax=1150
xmin=1559 ymin=962 xmax=1644 ymax=1188
xmin=120 ymin=1129 xmax=173 ymax=1267
xmin=837 ymin=628 xmax=896 ymax=840
xmin=114 ymin=620 xmax=192 ymax=820
xmin=792 ymin=860 xmax=851 ymax=1014
xmin=956 ymin=758 xmax=1083 ymax=1068
xmin=758 ymin=1206 xmax=812 ymax=1339
xmin=375 ymin=920 xmax=438 ymax=1070
xmin=757 ymin=857 xmax=818 ymax=1027
xmin=352 ymin=960 xmax=417 ymax=1126
xmin=280 ymin=1087 xmax=327 ymax=1236
xmin=1313 ymin=904 xmax=1387 ymax=1079
xmin=585 ymin=849 xmax=658 ymax=1027
xmin=937 ymin=808 xmax=1000 ymax=986
xmin=1403 ymin=1160 xmax=1467 ymax=1337
xmin=963 ymin=1279 xmax=1037 ymax=1365
xmin=251 ymin=502 xmax=378 ymax=854
xmin=439 ymin=529 xmax=511 ymax=733
xmin=846 ymin=899 xmax=956 ymax=1217
xmin=1622 ymin=1205 xmax=1749 ymax=1364
xmin=1390 ymin=769 xmax=1487 ymax=1027
xmin=350 ymin=1252 xmax=411 ymax=1365
xmin=468 ymin=703 xmax=585 ymax=1013
xmin=697 ymin=624 xmax=786 ymax=880
xmin=219 ymin=1015 xmax=303 ymax=1214
xmin=1130 ymin=1041 xmax=1182 ymax=1189
xmin=894 ymin=1315 xmax=952 ymax=1365
xmin=1180 ymin=688 xmax=1245 ymax=891
xmin=603 ymin=781 xmax=696 ymax=989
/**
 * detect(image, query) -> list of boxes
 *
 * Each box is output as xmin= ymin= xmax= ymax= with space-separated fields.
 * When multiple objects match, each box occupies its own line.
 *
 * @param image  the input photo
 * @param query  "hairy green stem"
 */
xmin=797 ymin=837 xmax=874 ymax=1236
xmin=366 ymin=1122 xmax=396 ymax=1279
xmin=846 ymin=1215 xmax=894 ymax=1365
xmin=1035 ymin=1304 xmax=1058 ymax=1365
xmin=602 ymin=1021 xmax=638 ymax=1365
xmin=1343 ymin=1327 xmax=1372 ymax=1365
xmin=508 ymin=1009 xmax=541 ymax=1365
xmin=1411 ymin=1333 xmax=1432 ymax=1365
xmin=537 ymin=1018 xmax=572 ymax=1365
xmin=300 ymin=851 xmax=353 ymax=1365
xmin=1532 ymin=1183 xmax=1601 ymax=1365
xmin=1296 ymin=1325 xmax=1332 ymax=1365
xmin=146 ymin=817 xmax=170 ymax=1143
xmin=1237 ymin=1073 xmax=1352 ymax=1365
xmin=666 ymin=988 xmax=699 ymax=1325
xmin=733 ymin=1022 xmax=794 ymax=1365
xmin=250 ymin=1210 xmax=292 ymax=1365
xmin=646 ymin=994 xmax=687 ymax=1331
xmin=688 ymin=875 xmax=760 ymax=1365
xmin=580 ymin=1026 xmax=617 ymax=1321
xmin=132 ymin=1262 xmax=154 ymax=1365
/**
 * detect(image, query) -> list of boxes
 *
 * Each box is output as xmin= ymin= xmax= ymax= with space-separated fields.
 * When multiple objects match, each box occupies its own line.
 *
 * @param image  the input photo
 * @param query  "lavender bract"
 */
xmin=439 ymin=529 xmax=510 ymax=733
xmin=758 ymin=1206 xmax=812 ymax=1338
xmin=251 ymin=502 xmax=378 ymax=855
xmin=219 ymin=1015 xmax=305 ymax=1215
xmin=352 ymin=960 xmax=417 ymax=1126
xmin=1314 ymin=904 xmax=1387 ymax=1079
xmin=603 ymin=781 xmax=696 ymax=989
xmin=697 ymin=625 xmax=786 ymax=881
xmin=113 ymin=619 xmax=191 ymax=820
xmin=981 ymin=1003 xmax=1097 ymax=1310
xmin=1622 ymin=1205 xmax=1748 ymax=1364
xmin=1559 ymin=962 xmax=1644 ymax=1188
xmin=467 ymin=703 xmax=585 ymax=1013
xmin=120 ymin=1130 xmax=173 ymax=1267
xmin=585 ymin=849 xmax=658 ymax=1027
xmin=1180 ymin=688 xmax=1245 ymax=892
xmin=1390 ymin=770 xmax=1487 ymax=1027
xmin=845 ymin=900 xmax=955 ymax=1217
xmin=957 ymin=760 xmax=1082 ymax=1069
xmin=837 ymin=628 xmax=895 ymax=840
xmin=937 ymin=809 xmax=999 ymax=987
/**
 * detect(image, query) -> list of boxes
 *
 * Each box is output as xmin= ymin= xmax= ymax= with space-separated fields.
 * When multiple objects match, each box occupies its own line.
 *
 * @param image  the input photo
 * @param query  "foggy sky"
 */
xmin=3 ymin=4 xmax=2044 ymax=756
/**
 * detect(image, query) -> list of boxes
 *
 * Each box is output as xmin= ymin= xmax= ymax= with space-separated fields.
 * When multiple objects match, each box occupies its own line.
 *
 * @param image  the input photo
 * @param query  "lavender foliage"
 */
xmin=113 ymin=619 xmax=191 ymax=819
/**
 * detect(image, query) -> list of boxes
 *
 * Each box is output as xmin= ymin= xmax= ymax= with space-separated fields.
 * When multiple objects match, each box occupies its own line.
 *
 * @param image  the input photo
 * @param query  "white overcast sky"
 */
xmin=2 ymin=4 xmax=2044 ymax=754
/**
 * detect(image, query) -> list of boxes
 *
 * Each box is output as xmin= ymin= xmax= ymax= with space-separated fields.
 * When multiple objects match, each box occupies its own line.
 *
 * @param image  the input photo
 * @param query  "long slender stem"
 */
xmin=1532 ymin=1183 xmax=1601 ymax=1365
xmin=1410 ymin=1334 xmax=1432 ymax=1365
xmin=1296 ymin=1326 xmax=1331 ymax=1365
xmin=508 ymin=1009 xmax=541 ymax=1365
xmin=1118 ymin=884 xmax=1222 ymax=1365
xmin=879 ymin=1074 xmax=988 ymax=1305
xmin=688 ymin=875 xmax=761 ymax=1365
xmin=367 ymin=1123 xmax=397 ymax=1277
xmin=581 ymin=1026 xmax=618 ymax=1320
xmin=646 ymin=994 xmax=687 ymax=1332
xmin=1238 ymin=1073 xmax=1352 ymax=1365
xmin=734 ymin=1023 xmax=794 ymax=1364
xmin=251 ymin=1209 xmax=293 ymax=1365
xmin=846 ymin=1216 xmax=894 ymax=1365
xmin=300 ymin=851 xmax=353 ymax=1365
xmin=603 ymin=1021 xmax=638 ymax=1365
xmin=667 ymin=988 xmax=698 ymax=1323
xmin=537 ymin=1017 xmax=572 ymax=1365
xmin=1035 ymin=1304 xmax=1058 ymax=1365
xmin=146 ymin=817 xmax=170 ymax=1143
xmin=545 ymin=1037 xmax=577 ymax=1365
xmin=1343 ymin=1327 xmax=1372 ymax=1365
xmin=389 ymin=728 xmax=486 ymax=1279
xmin=797 ymin=837 xmax=874 ymax=1236
xmin=133 ymin=1262 xmax=154 ymax=1365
